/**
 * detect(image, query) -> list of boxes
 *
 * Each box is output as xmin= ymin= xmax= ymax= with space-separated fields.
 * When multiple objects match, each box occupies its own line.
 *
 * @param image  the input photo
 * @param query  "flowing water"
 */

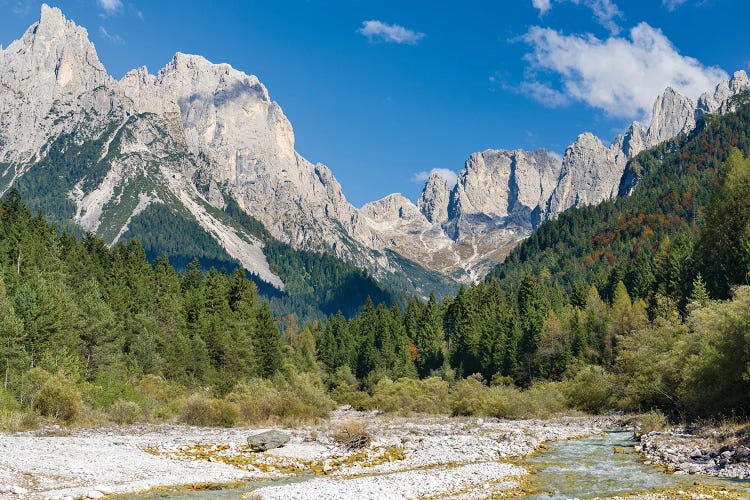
xmin=131 ymin=430 xmax=750 ymax=499
xmin=522 ymin=430 xmax=750 ymax=499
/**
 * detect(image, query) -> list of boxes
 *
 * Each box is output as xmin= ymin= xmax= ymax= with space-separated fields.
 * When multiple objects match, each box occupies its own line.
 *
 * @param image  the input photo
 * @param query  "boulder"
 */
xmin=247 ymin=430 xmax=291 ymax=452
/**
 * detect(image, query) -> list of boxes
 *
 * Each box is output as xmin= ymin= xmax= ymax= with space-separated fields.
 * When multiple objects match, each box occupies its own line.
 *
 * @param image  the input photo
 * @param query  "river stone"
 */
xmin=247 ymin=430 xmax=290 ymax=451
xmin=690 ymin=449 xmax=703 ymax=459
xmin=736 ymin=446 xmax=750 ymax=461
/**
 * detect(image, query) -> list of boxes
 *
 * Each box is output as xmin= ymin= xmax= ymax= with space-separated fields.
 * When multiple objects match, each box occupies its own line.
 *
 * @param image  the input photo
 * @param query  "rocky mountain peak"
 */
xmin=37 ymin=4 xmax=71 ymax=37
xmin=0 ymin=4 xmax=114 ymax=164
xmin=361 ymin=193 xmax=423 ymax=223
xmin=646 ymin=87 xmax=695 ymax=146
xmin=418 ymin=172 xmax=451 ymax=224
xmin=2 ymin=4 xmax=109 ymax=89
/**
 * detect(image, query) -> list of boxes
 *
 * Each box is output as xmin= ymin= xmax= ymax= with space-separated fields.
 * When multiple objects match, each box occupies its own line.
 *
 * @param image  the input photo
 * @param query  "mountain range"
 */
xmin=1 ymin=5 xmax=748 ymax=295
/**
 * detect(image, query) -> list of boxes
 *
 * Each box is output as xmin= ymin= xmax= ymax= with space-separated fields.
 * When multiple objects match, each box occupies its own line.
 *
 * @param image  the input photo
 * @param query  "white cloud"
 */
xmin=412 ymin=168 xmax=458 ymax=186
xmin=531 ymin=0 xmax=623 ymax=34
xmin=520 ymin=22 xmax=727 ymax=119
xmin=548 ymin=151 xmax=563 ymax=163
xmin=99 ymin=26 xmax=124 ymax=44
xmin=97 ymin=0 xmax=122 ymax=13
xmin=359 ymin=20 xmax=425 ymax=45
xmin=532 ymin=0 xmax=553 ymax=14
xmin=662 ymin=0 xmax=688 ymax=10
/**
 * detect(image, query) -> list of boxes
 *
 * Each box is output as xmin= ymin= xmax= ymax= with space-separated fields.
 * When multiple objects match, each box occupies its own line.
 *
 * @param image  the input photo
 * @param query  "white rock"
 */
xmin=10 ymin=485 xmax=28 ymax=495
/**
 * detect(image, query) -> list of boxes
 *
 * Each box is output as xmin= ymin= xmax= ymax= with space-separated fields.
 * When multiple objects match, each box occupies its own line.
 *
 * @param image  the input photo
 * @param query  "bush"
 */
xmin=451 ymin=374 xmax=490 ymax=416
xmin=274 ymin=372 xmax=336 ymax=424
xmin=108 ymin=400 xmax=142 ymax=425
xmin=227 ymin=379 xmax=279 ymax=423
xmin=328 ymin=366 xmax=372 ymax=410
xmin=33 ymin=375 xmax=83 ymax=423
xmin=179 ymin=394 xmax=240 ymax=427
xmin=0 ymin=387 xmax=21 ymax=412
xmin=0 ymin=409 xmax=38 ymax=432
xmin=564 ymin=365 xmax=616 ymax=414
xmin=19 ymin=367 xmax=52 ymax=407
xmin=633 ymin=410 xmax=668 ymax=438
xmin=371 ymin=377 xmax=450 ymax=414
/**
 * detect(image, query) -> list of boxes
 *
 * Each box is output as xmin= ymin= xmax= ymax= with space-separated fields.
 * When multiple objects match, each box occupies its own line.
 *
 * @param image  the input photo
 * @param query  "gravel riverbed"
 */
xmin=0 ymin=411 xmax=616 ymax=499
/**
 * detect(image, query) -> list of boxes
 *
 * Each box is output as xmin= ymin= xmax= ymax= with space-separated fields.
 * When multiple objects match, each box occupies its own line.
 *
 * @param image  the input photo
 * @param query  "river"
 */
xmin=131 ymin=430 xmax=750 ymax=499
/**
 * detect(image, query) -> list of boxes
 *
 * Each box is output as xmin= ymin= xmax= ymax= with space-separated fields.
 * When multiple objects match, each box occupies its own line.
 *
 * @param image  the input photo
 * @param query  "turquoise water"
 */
xmin=523 ymin=430 xmax=750 ymax=499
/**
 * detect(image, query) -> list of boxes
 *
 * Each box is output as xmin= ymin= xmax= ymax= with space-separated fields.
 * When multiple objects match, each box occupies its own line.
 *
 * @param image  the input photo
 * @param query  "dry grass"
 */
xmin=0 ymin=409 xmax=38 ymax=432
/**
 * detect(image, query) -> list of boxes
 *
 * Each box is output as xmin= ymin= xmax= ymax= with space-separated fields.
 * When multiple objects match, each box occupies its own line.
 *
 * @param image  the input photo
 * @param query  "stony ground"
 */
xmin=639 ymin=428 xmax=750 ymax=479
xmin=0 ymin=410 xmax=614 ymax=500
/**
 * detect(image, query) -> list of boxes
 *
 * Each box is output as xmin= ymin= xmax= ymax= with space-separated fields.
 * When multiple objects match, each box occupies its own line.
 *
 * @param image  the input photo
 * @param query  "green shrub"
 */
xmin=633 ymin=410 xmax=668 ymax=438
xmin=275 ymin=372 xmax=335 ymax=424
xmin=19 ymin=367 xmax=52 ymax=407
xmin=108 ymin=400 xmax=142 ymax=425
xmin=371 ymin=377 xmax=450 ymax=414
xmin=564 ymin=365 xmax=615 ymax=414
xmin=450 ymin=374 xmax=490 ymax=416
xmin=179 ymin=394 xmax=240 ymax=427
xmin=0 ymin=387 xmax=21 ymax=412
xmin=227 ymin=379 xmax=279 ymax=423
xmin=212 ymin=399 xmax=240 ymax=427
xmin=33 ymin=375 xmax=83 ymax=423
xmin=328 ymin=366 xmax=371 ymax=410
xmin=0 ymin=409 xmax=38 ymax=432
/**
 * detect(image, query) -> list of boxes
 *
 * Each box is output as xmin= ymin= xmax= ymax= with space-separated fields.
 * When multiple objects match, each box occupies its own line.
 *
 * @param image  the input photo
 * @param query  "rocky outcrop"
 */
xmin=0 ymin=4 xmax=115 ymax=166
xmin=449 ymin=149 xmax=561 ymax=223
xmin=697 ymin=70 xmax=750 ymax=117
xmin=646 ymin=87 xmax=696 ymax=147
xmin=417 ymin=173 xmax=451 ymax=224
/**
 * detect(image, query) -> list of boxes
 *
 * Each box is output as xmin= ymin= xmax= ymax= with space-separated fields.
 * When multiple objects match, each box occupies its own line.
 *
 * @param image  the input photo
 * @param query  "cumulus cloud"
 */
xmin=532 ymin=0 xmax=553 ymax=14
xmin=662 ymin=0 xmax=688 ymax=10
xmin=99 ymin=26 xmax=124 ymax=44
xmin=412 ymin=168 xmax=458 ymax=186
xmin=359 ymin=20 xmax=425 ymax=45
xmin=520 ymin=22 xmax=727 ymax=119
xmin=97 ymin=0 xmax=122 ymax=13
xmin=531 ymin=0 xmax=623 ymax=34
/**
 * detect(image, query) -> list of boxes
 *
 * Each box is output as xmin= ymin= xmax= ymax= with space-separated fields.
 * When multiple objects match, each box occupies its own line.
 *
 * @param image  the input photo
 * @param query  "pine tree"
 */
xmin=253 ymin=302 xmax=283 ymax=378
xmin=696 ymin=148 xmax=750 ymax=298
xmin=688 ymin=274 xmax=711 ymax=307
xmin=414 ymin=292 xmax=444 ymax=377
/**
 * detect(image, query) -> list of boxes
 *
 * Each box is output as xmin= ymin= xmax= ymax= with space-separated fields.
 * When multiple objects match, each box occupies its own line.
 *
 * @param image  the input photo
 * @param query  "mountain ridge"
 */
xmin=1 ymin=4 xmax=748 ymax=295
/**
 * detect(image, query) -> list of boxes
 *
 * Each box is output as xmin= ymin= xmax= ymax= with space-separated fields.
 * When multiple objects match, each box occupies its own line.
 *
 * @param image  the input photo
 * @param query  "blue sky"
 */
xmin=1 ymin=0 xmax=748 ymax=206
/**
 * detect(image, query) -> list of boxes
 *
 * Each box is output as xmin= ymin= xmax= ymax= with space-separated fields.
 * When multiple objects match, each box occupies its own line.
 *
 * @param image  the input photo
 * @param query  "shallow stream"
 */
xmin=522 ymin=430 xmax=750 ymax=498
xmin=132 ymin=430 xmax=750 ymax=499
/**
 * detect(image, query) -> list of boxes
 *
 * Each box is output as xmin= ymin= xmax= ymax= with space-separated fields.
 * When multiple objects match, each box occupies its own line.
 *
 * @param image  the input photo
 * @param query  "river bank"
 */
xmin=0 ymin=410 xmax=615 ymax=499
xmin=639 ymin=424 xmax=750 ymax=479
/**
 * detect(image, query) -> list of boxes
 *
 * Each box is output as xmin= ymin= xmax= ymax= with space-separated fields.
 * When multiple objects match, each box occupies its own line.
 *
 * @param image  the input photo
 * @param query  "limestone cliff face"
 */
xmin=0 ymin=5 xmax=381 ymax=291
xmin=0 ymin=5 xmax=117 ymax=166
xmin=448 ymin=149 xmax=561 ymax=223
xmin=697 ymin=71 xmax=750 ymax=116
xmin=395 ymin=74 xmax=749 ymax=283
xmin=417 ymin=173 xmax=450 ymax=224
